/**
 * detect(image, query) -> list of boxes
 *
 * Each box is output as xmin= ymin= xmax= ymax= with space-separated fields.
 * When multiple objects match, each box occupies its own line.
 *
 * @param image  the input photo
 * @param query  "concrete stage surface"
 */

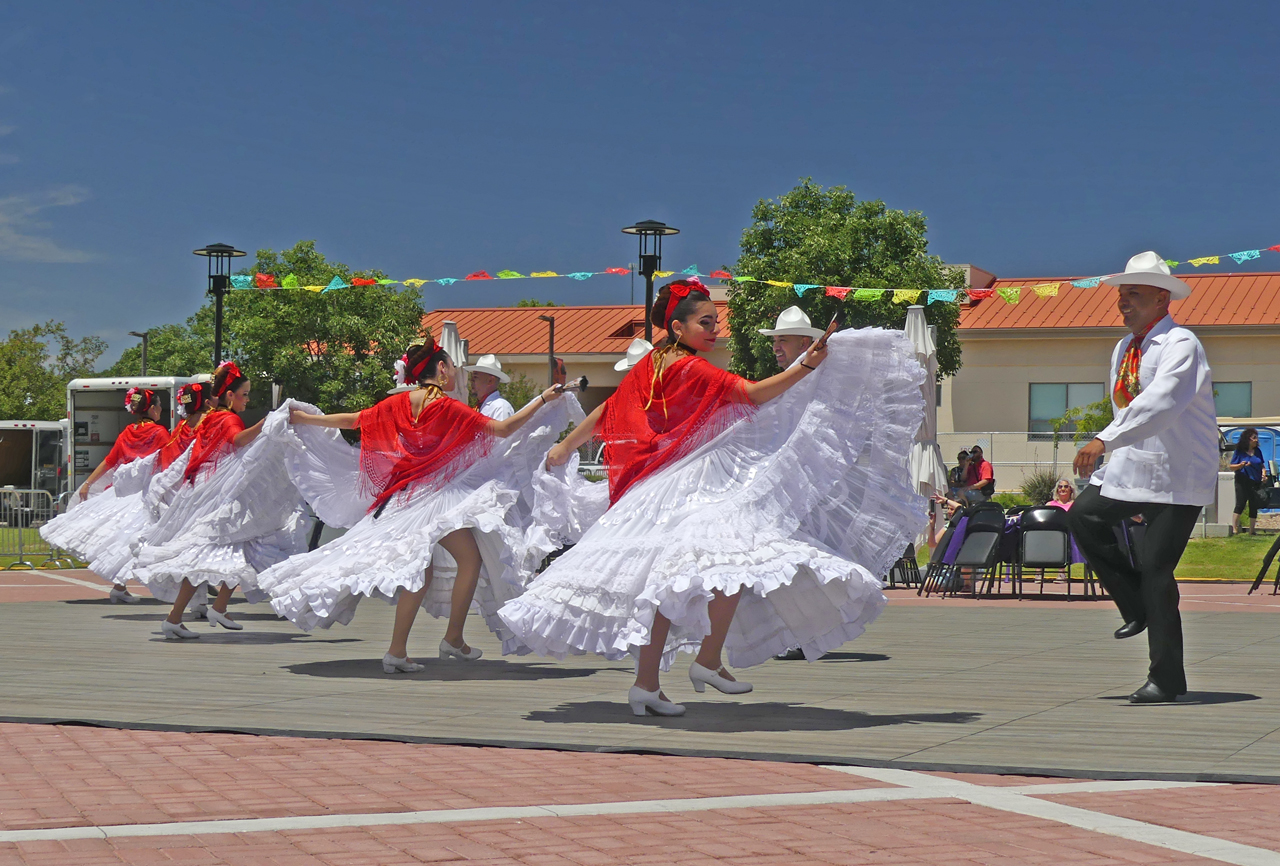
xmin=2 ymin=580 xmax=1278 ymax=783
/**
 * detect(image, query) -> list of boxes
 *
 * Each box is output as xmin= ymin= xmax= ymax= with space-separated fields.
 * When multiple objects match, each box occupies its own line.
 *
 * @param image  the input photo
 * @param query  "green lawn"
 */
xmin=0 ymin=526 xmax=83 ymax=570
xmin=916 ymin=531 xmax=1277 ymax=583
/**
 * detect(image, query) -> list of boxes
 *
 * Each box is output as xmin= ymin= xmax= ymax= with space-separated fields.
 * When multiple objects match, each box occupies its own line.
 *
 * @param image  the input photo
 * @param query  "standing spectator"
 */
xmin=1046 ymin=480 xmax=1076 ymax=511
xmin=947 ymin=450 xmax=970 ymax=500
xmin=1229 ymin=427 xmax=1267 ymax=536
xmin=464 ymin=354 xmax=516 ymax=421
xmin=964 ymin=444 xmax=995 ymax=503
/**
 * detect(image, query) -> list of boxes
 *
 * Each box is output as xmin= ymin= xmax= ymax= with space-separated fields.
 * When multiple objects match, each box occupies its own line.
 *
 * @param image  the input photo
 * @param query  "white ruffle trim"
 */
xmin=500 ymin=326 xmax=928 ymax=670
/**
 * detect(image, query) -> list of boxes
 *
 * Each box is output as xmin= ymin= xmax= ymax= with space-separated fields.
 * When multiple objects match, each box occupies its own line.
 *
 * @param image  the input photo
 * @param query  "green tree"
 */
xmin=728 ymin=179 xmax=964 ymax=380
xmin=101 ymin=317 xmax=213 ymax=379
xmin=0 ymin=321 xmax=107 ymax=420
xmin=515 ymin=298 xmax=559 ymax=307
xmin=497 ymin=372 xmax=542 ymax=411
xmin=221 ymin=240 xmax=426 ymax=413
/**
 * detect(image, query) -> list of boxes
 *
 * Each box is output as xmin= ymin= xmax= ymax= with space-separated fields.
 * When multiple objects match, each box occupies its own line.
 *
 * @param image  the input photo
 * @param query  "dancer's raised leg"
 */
xmin=690 ymin=589 xmax=752 ymax=694
xmin=630 ymin=611 xmax=684 ymax=715
xmin=166 ymin=579 xmax=199 ymax=625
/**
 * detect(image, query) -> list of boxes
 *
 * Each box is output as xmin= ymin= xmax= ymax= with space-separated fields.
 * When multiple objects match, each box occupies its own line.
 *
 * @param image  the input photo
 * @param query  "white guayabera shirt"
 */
xmin=478 ymin=391 xmax=515 ymax=421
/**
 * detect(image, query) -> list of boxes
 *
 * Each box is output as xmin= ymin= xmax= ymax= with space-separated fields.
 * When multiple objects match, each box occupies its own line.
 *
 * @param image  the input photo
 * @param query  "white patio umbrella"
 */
xmin=438 ymin=320 xmax=470 ymax=402
xmin=904 ymin=305 xmax=948 ymax=499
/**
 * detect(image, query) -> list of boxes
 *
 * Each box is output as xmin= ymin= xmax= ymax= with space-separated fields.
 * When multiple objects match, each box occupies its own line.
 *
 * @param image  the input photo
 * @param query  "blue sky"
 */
xmin=1 ymin=1 xmax=1277 ymax=364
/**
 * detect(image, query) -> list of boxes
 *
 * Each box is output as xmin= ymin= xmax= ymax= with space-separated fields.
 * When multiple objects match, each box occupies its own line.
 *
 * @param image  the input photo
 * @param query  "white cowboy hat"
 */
xmin=614 ymin=338 xmax=653 ymax=372
xmin=1100 ymin=251 xmax=1192 ymax=300
xmin=758 ymin=305 xmax=825 ymax=339
xmin=462 ymin=354 xmax=511 ymax=384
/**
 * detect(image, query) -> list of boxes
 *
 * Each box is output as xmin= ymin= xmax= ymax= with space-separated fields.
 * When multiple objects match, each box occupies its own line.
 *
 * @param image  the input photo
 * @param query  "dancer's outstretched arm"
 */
xmin=742 ymin=340 xmax=828 ymax=405
xmin=546 ymin=403 xmax=605 ymax=468
xmin=488 ymin=387 xmax=563 ymax=439
xmin=291 ymin=410 xmax=360 ymax=430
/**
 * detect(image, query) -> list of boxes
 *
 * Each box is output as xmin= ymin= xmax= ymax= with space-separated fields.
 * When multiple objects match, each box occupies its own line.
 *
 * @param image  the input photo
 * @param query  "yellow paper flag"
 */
xmin=1033 ymin=282 xmax=1060 ymax=298
xmin=530 ymin=271 xmax=559 ymax=278
xmin=765 ymin=280 xmax=794 ymax=288
xmin=1188 ymin=256 xmax=1220 ymax=267
xmin=303 ymin=285 xmax=324 ymax=292
xmin=654 ymin=271 xmax=674 ymax=278
xmin=402 ymin=279 xmax=427 ymax=288
xmin=893 ymin=289 xmax=922 ymax=304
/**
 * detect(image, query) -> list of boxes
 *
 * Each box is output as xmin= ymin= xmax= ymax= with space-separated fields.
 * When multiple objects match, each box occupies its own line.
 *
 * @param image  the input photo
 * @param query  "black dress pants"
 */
xmin=1067 ymin=485 xmax=1202 ymax=695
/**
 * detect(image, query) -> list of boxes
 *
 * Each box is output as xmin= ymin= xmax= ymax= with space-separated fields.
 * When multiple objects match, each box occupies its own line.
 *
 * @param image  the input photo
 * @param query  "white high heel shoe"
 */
xmin=161 ymin=620 xmax=200 ymax=640
xmin=628 ymin=686 xmax=686 ymax=717
xmin=109 ymin=587 xmax=141 ymax=604
xmin=382 ymin=653 xmax=425 ymax=674
xmin=689 ymin=662 xmax=753 ymax=694
xmin=207 ymin=608 xmax=243 ymax=630
xmin=189 ymin=602 xmax=208 ymax=618
xmin=439 ymin=638 xmax=482 ymax=660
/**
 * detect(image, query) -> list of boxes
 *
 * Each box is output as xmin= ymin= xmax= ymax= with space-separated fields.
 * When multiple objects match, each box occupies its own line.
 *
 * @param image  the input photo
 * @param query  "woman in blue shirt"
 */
xmin=1229 ymin=427 xmax=1267 ymax=535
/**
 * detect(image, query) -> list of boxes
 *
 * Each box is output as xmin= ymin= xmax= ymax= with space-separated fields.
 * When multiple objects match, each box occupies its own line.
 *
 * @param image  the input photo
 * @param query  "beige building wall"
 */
xmin=938 ymin=326 xmax=1280 ymax=491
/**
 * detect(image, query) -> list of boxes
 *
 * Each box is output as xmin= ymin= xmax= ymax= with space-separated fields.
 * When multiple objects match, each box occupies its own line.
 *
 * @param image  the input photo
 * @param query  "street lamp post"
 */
xmin=621 ymin=220 xmax=680 ymax=342
xmin=537 ymin=314 xmax=556 ymax=387
xmin=192 ymin=243 xmax=247 ymax=366
xmin=127 ymin=331 xmax=150 ymax=376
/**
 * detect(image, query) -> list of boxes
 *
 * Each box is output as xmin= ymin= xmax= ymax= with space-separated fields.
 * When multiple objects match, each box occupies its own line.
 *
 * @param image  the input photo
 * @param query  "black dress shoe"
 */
xmin=1114 ymin=620 xmax=1147 ymax=639
xmin=1129 ymin=681 xmax=1177 ymax=703
xmin=774 ymin=647 xmax=806 ymax=661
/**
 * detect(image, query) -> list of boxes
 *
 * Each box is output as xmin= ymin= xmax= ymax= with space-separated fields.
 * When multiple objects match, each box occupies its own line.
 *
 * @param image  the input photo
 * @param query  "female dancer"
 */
xmin=501 ymin=279 xmax=928 ymax=715
xmin=86 ymin=382 xmax=214 ymax=602
xmin=259 ymin=336 xmax=574 ymax=673
xmin=40 ymin=387 xmax=170 ymax=603
xmin=134 ymin=362 xmax=308 ymax=639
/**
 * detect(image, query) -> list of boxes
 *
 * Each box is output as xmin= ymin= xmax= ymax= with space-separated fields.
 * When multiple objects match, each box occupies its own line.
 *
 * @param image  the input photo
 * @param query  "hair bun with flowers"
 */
xmin=394 ymin=337 xmax=444 ymax=386
xmin=661 ymin=278 xmax=710 ymax=330
xmin=124 ymin=387 xmax=155 ymax=414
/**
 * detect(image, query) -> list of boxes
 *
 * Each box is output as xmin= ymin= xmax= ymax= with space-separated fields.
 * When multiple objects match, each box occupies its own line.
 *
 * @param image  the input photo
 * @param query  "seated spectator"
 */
xmin=1046 ymin=479 xmax=1076 ymax=511
xmin=963 ymin=444 xmax=995 ymax=503
xmin=947 ymin=450 xmax=970 ymax=500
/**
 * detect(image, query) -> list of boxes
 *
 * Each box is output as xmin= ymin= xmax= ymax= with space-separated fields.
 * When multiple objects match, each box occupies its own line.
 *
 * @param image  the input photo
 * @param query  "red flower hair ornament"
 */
xmin=393 ymin=336 xmax=445 ymax=386
xmin=662 ymin=279 xmax=710 ymax=331
xmin=124 ymin=387 xmax=155 ymax=414
xmin=213 ymin=360 xmax=244 ymax=397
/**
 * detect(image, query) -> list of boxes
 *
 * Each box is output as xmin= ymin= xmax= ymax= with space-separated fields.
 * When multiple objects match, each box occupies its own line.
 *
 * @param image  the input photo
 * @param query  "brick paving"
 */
xmin=1 ymin=723 xmax=1278 ymax=865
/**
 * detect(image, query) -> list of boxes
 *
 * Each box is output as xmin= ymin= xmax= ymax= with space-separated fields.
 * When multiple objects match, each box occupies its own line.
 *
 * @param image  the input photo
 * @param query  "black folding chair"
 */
xmin=887 ymin=543 xmax=922 ymax=589
xmin=954 ymin=507 xmax=1006 ymax=597
xmin=920 ymin=523 xmax=960 ymax=596
xmin=1017 ymin=506 xmax=1073 ymax=596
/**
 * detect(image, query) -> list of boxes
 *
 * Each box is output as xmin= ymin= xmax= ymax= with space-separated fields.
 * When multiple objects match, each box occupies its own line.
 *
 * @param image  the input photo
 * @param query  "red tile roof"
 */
xmin=960 ymin=272 xmax=1280 ymax=330
xmin=424 ymin=302 xmax=731 ymax=355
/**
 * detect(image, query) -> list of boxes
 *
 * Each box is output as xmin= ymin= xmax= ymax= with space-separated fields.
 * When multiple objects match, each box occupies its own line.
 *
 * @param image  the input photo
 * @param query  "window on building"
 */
xmin=1029 ymin=383 xmax=1106 ymax=435
xmin=1214 ymin=382 xmax=1252 ymax=418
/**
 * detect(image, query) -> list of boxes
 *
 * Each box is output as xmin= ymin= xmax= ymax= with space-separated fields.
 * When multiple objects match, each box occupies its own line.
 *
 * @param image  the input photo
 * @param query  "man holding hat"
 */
xmin=1068 ymin=251 xmax=1218 ymax=704
xmin=759 ymin=306 xmax=826 ymax=370
xmin=464 ymin=354 xmax=515 ymax=421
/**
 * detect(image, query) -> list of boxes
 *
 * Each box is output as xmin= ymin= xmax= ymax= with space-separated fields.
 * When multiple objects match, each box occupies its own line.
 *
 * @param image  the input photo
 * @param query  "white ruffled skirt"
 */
xmin=131 ymin=406 xmax=309 ymax=602
xmin=499 ymin=327 xmax=929 ymax=671
xmin=39 ymin=454 xmax=158 ymax=570
xmin=257 ymin=396 xmax=582 ymax=648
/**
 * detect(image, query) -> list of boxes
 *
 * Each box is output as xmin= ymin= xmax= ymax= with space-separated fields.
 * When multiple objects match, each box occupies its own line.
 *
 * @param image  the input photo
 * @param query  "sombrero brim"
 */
xmin=758 ymin=327 xmax=826 ymax=338
xmin=614 ymin=359 xmax=635 ymax=371
xmin=462 ymin=365 xmax=511 ymax=383
xmin=1100 ymin=271 xmax=1191 ymax=300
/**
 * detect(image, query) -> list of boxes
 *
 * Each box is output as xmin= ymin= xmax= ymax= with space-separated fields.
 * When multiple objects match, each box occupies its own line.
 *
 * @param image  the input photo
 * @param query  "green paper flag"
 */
xmin=998 ymin=287 xmax=1021 ymax=304
xmin=497 ymin=270 xmax=525 ymax=279
xmin=852 ymin=289 xmax=881 ymax=301
xmin=281 ymin=274 xmax=299 ymax=288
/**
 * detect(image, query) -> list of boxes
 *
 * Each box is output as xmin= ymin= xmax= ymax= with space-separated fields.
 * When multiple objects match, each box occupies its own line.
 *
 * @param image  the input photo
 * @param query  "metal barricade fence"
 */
xmin=0 ymin=488 xmax=74 ymax=570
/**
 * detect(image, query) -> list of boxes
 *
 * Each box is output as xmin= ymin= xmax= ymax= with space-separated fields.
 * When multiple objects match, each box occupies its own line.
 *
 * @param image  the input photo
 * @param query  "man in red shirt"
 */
xmin=963 ymin=444 xmax=995 ymax=502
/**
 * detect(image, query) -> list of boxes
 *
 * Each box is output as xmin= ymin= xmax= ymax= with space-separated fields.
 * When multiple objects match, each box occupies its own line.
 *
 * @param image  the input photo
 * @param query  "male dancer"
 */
xmin=1068 ymin=251 xmax=1218 ymax=703
xmin=758 ymin=306 xmax=827 ymax=662
xmin=464 ymin=354 xmax=515 ymax=420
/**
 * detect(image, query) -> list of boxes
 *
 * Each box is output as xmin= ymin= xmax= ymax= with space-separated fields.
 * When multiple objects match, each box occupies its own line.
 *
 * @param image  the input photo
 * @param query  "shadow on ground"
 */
xmin=103 ymin=611 xmax=286 ymax=623
xmin=526 ymin=701 xmax=982 ymax=732
xmin=1097 ymin=692 xmax=1261 ymax=706
xmin=284 ymin=658 xmax=623 ymax=682
xmin=144 ymin=632 xmax=360 ymax=645
xmin=812 ymin=652 xmax=891 ymax=663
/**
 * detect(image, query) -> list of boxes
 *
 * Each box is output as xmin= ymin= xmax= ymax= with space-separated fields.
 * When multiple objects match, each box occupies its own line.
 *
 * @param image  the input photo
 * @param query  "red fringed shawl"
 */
xmin=102 ymin=420 xmax=169 ymax=471
xmin=356 ymin=391 xmax=494 ymax=514
xmin=597 ymin=352 xmax=754 ymax=506
xmin=183 ymin=409 xmax=246 ymax=484
xmin=157 ymin=421 xmax=197 ymax=471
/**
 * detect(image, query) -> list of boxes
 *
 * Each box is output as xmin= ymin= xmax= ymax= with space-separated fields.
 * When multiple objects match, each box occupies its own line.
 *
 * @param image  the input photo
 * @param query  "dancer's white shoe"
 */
xmin=627 ymin=686 xmax=686 ymax=716
xmin=109 ymin=587 xmax=141 ymax=604
xmin=439 ymin=638 xmax=482 ymax=660
xmin=161 ymin=620 xmax=200 ymax=640
xmin=382 ymin=653 xmax=425 ymax=674
xmin=689 ymin=662 xmax=753 ymax=694
xmin=207 ymin=608 xmax=243 ymax=630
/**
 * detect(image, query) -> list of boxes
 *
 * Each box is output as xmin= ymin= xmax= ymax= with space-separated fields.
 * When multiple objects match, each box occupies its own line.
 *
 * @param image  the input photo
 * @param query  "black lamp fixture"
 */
xmin=127 ymin=331 xmax=150 ymax=376
xmin=621 ymin=219 xmax=680 ymax=342
xmin=192 ymin=243 xmax=247 ymax=366
xmin=537 ymin=314 xmax=556 ymax=387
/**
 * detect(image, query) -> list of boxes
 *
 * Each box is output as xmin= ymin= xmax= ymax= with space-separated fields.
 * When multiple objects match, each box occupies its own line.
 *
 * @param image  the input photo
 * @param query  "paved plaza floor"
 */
xmin=2 ymin=570 xmax=1280 ymax=864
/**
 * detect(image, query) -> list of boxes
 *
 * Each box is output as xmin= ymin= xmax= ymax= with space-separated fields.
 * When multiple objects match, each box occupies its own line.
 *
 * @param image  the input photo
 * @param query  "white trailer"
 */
xmin=65 ymin=376 xmax=208 ymax=495
xmin=0 ymin=419 xmax=69 ymax=500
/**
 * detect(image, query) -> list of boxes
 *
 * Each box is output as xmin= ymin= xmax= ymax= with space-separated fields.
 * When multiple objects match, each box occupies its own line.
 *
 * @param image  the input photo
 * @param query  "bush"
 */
xmin=992 ymin=493 xmax=1030 ymax=510
xmin=1021 ymin=467 xmax=1062 ymax=507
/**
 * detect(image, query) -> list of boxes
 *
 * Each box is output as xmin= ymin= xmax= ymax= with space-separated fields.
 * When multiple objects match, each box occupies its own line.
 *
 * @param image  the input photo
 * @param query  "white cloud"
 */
xmin=0 ymin=185 xmax=94 ymax=263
